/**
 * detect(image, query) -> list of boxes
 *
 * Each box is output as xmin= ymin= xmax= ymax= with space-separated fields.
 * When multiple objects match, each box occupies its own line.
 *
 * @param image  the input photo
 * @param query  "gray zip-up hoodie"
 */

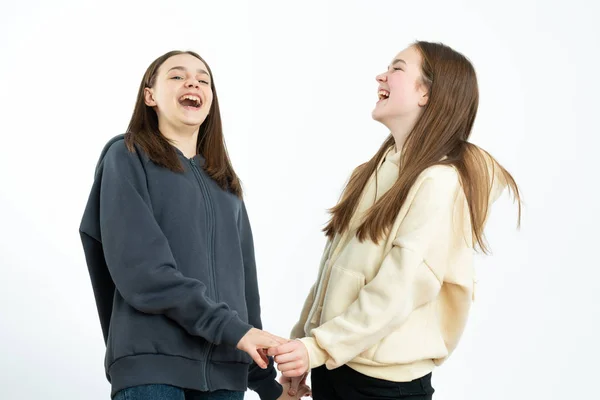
xmin=79 ymin=135 xmax=282 ymax=399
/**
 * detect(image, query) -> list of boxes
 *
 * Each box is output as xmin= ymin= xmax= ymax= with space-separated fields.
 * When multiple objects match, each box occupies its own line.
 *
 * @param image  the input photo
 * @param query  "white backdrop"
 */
xmin=1 ymin=1 xmax=598 ymax=399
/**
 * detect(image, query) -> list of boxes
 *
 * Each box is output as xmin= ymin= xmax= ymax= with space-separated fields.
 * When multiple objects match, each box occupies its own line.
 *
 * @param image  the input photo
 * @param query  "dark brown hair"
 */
xmin=124 ymin=50 xmax=242 ymax=197
xmin=324 ymin=41 xmax=521 ymax=253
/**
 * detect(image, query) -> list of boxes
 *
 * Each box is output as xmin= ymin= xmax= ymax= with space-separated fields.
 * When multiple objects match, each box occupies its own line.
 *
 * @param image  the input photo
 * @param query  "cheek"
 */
xmin=205 ymin=90 xmax=214 ymax=107
xmin=388 ymin=89 xmax=409 ymax=109
xmin=389 ymin=78 xmax=420 ymax=109
xmin=388 ymin=77 xmax=407 ymax=101
xmin=155 ymin=88 xmax=176 ymax=108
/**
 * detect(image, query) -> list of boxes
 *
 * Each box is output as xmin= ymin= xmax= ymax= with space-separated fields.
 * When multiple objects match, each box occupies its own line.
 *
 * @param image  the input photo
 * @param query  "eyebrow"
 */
xmin=390 ymin=59 xmax=407 ymax=67
xmin=167 ymin=66 xmax=210 ymax=76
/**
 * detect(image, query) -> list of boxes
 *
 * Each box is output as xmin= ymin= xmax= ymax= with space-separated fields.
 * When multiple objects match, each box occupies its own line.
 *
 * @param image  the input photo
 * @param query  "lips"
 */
xmin=178 ymin=94 xmax=202 ymax=109
xmin=378 ymin=89 xmax=390 ymax=101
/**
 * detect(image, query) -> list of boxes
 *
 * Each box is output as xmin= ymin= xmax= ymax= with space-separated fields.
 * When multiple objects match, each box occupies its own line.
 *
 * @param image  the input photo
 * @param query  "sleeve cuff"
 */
xmin=220 ymin=315 xmax=253 ymax=347
xmin=298 ymin=337 xmax=328 ymax=370
xmin=254 ymin=378 xmax=283 ymax=400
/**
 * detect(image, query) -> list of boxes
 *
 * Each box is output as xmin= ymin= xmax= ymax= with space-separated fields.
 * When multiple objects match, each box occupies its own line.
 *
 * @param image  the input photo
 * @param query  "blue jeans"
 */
xmin=113 ymin=385 xmax=244 ymax=400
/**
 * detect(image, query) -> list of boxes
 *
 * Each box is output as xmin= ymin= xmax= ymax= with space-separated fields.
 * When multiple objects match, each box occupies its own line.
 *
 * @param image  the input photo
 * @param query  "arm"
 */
xmin=99 ymin=143 xmax=252 ymax=347
xmin=290 ymin=240 xmax=332 ymax=339
xmin=299 ymin=170 xmax=470 ymax=369
xmin=238 ymin=202 xmax=283 ymax=400
xmin=289 ymin=283 xmax=317 ymax=339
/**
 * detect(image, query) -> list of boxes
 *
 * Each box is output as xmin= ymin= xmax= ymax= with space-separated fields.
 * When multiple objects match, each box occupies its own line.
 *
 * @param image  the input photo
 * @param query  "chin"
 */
xmin=371 ymin=109 xmax=385 ymax=123
xmin=372 ymin=113 xmax=392 ymax=130
xmin=182 ymin=115 xmax=208 ymax=127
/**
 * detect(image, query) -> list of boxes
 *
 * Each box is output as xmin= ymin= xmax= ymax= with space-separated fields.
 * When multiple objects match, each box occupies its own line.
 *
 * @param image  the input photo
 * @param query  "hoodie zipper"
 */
xmin=189 ymin=157 xmax=216 ymax=390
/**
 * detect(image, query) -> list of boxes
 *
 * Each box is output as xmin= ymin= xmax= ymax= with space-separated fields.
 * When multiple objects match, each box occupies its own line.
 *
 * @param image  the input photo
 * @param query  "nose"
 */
xmin=185 ymin=78 xmax=200 ymax=89
xmin=376 ymin=72 xmax=387 ymax=83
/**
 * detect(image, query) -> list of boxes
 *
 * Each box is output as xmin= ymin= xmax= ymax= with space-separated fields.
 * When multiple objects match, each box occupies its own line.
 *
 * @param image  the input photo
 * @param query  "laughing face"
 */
xmin=372 ymin=46 xmax=429 ymax=128
xmin=144 ymin=53 xmax=213 ymax=130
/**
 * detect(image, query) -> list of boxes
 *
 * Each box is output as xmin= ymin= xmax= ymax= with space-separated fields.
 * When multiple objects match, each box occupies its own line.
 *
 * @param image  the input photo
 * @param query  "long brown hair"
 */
xmin=324 ymin=41 xmax=521 ymax=253
xmin=124 ymin=50 xmax=242 ymax=197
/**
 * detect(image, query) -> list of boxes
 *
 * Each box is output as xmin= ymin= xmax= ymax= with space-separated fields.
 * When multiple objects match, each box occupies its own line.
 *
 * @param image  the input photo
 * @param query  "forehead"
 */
xmin=392 ymin=46 xmax=422 ymax=66
xmin=160 ymin=54 xmax=209 ymax=75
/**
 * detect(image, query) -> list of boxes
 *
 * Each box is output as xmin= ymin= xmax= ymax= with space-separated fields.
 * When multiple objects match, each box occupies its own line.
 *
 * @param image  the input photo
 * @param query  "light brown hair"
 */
xmin=124 ymin=50 xmax=242 ymax=197
xmin=324 ymin=41 xmax=521 ymax=253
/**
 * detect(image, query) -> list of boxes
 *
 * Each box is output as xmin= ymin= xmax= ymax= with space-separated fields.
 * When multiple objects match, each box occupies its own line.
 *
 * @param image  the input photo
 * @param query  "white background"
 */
xmin=1 ymin=0 xmax=598 ymax=399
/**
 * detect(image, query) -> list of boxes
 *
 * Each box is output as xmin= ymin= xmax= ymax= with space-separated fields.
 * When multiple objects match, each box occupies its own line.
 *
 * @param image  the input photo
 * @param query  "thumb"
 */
xmin=247 ymin=348 xmax=267 ymax=369
xmin=257 ymin=348 xmax=269 ymax=366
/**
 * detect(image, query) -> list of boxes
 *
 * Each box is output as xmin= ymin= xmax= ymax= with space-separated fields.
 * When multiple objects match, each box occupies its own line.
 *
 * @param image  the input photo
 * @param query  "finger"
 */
xmin=288 ymin=376 xmax=301 ymax=396
xmin=300 ymin=373 xmax=308 ymax=385
xmin=247 ymin=348 xmax=267 ymax=369
xmin=267 ymin=340 xmax=300 ymax=356
xmin=274 ymin=351 xmax=300 ymax=364
xmin=278 ymin=375 xmax=291 ymax=385
xmin=271 ymin=334 xmax=290 ymax=343
xmin=282 ymin=367 xmax=308 ymax=378
xmin=297 ymin=384 xmax=311 ymax=397
xmin=257 ymin=348 xmax=269 ymax=366
xmin=261 ymin=331 xmax=287 ymax=345
xmin=258 ymin=336 xmax=284 ymax=348
xmin=277 ymin=360 xmax=302 ymax=373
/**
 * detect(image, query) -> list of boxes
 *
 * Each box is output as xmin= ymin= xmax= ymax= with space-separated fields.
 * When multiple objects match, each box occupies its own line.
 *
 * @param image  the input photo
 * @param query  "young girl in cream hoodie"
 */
xmin=269 ymin=41 xmax=522 ymax=399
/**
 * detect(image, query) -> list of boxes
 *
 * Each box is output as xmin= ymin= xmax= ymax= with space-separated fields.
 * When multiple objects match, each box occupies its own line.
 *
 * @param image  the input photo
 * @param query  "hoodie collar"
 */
xmin=172 ymin=144 xmax=205 ymax=165
xmin=384 ymin=146 xmax=402 ymax=166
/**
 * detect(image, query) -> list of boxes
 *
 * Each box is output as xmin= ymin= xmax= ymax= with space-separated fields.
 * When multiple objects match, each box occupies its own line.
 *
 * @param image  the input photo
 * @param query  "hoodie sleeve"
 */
xmin=238 ymin=202 xmax=283 ymax=400
xmin=289 ymin=240 xmax=332 ymax=339
xmin=299 ymin=168 xmax=473 ymax=370
xmin=289 ymin=283 xmax=317 ymax=339
xmin=98 ymin=141 xmax=252 ymax=347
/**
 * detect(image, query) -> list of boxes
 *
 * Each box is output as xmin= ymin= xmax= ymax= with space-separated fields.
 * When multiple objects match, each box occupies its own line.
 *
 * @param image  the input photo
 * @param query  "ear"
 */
xmin=144 ymin=87 xmax=157 ymax=107
xmin=418 ymin=91 xmax=429 ymax=107
xmin=417 ymin=79 xmax=429 ymax=107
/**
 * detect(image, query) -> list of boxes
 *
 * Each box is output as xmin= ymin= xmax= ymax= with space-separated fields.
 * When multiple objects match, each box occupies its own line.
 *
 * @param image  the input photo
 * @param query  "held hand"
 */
xmin=277 ymin=379 xmax=311 ymax=399
xmin=236 ymin=328 xmax=287 ymax=369
xmin=268 ymin=339 xmax=310 ymax=377
xmin=280 ymin=373 xmax=310 ymax=397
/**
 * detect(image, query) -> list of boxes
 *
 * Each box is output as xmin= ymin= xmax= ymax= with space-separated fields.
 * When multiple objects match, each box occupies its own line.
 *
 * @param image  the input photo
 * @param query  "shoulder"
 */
xmin=97 ymin=134 xmax=145 ymax=177
xmin=413 ymin=164 xmax=461 ymax=198
xmin=396 ymin=164 xmax=464 ymax=218
xmin=102 ymin=134 xmax=130 ymax=161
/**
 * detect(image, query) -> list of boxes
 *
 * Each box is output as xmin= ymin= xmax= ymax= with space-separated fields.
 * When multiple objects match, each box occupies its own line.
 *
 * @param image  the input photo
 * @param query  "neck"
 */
xmin=159 ymin=121 xmax=199 ymax=159
xmin=387 ymin=114 xmax=419 ymax=153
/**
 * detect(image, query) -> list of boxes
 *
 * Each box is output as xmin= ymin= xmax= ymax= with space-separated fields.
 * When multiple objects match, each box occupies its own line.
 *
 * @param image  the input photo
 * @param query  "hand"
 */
xmin=277 ymin=379 xmax=311 ymax=399
xmin=268 ymin=339 xmax=310 ymax=377
xmin=280 ymin=373 xmax=311 ymax=397
xmin=236 ymin=328 xmax=286 ymax=369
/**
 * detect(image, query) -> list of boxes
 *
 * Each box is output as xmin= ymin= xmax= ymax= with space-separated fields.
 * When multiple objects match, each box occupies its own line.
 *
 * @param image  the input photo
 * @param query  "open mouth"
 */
xmin=378 ymin=89 xmax=390 ymax=101
xmin=179 ymin=94 xmax=202 ymax=110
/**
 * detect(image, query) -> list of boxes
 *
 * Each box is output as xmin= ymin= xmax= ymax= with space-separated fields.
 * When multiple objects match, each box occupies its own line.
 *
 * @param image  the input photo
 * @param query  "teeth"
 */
xmin=378 ymin=90 xmax=390 ymax=100
xmin=180 ymin=95 xmax=201 ymax=106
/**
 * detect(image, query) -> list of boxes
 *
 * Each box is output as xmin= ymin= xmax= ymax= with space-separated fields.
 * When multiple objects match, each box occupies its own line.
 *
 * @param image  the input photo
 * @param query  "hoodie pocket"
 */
xmin=321 ymin=265 xmax=365 ymax=323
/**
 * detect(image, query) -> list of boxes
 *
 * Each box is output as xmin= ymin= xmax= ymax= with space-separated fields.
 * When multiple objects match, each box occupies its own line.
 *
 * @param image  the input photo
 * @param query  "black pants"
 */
xmin=311 ymin=365 xmax=434 ymax=400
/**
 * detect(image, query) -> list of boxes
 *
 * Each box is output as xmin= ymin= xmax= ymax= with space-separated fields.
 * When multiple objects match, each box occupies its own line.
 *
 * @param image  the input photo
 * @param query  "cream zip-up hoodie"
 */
xmin=291 ymin=147 xmax=506 ymax=382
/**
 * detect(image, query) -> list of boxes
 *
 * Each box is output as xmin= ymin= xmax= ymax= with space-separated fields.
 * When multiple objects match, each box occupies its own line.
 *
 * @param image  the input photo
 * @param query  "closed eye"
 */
xmin=172 ymin=76 xmax=209 ymax=85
